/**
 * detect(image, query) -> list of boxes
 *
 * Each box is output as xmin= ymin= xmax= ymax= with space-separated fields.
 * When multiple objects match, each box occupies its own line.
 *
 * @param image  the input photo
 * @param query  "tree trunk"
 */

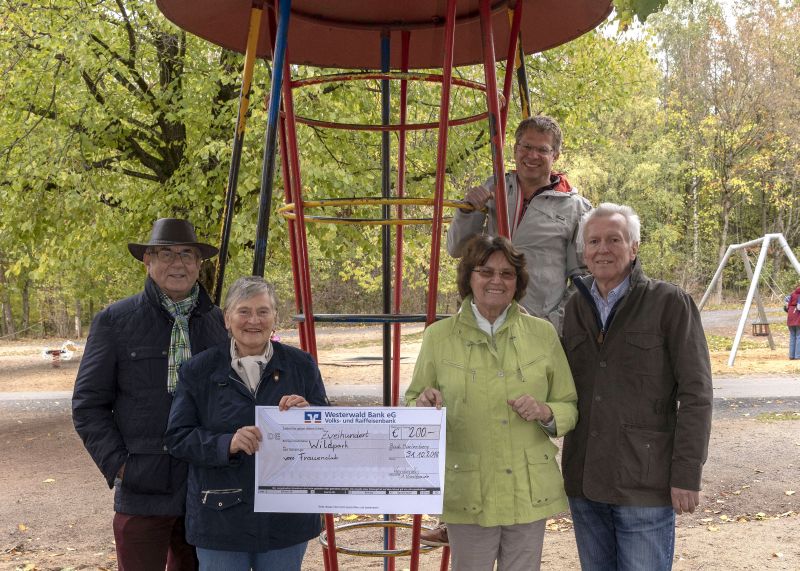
xmin=714 ymin=192 xmax=732 ymax=305
xmin=0 ymin=260 xmax=16 ymax=339
xmin=58 ymin=298 xmax=70 ymax=337
xmin=74 ymin=299 xmax=82 ymax=338
xmin=691 ymin=177 xmax=700 ymax=271
xmin=21 ymin=280 xmax=30 ymax=332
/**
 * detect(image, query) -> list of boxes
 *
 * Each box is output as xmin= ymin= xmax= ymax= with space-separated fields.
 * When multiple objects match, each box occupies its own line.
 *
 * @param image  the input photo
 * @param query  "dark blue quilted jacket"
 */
xmin=72 ymin=277 xmax=227 ymax=516
xmin=166 ymin=341 xmax=328 ymax=551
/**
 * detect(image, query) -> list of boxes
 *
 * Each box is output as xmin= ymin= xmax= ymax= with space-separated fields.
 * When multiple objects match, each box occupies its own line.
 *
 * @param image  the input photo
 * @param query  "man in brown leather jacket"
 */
xmin=561 ymin=203 xmax=712 ymax=570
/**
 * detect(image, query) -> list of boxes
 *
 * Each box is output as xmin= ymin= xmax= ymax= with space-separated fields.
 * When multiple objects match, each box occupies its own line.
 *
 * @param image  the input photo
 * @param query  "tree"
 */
xmin=652 ymin=0 xmax=800 ymax=300
xmin=0 ymin=0 xmax=246 ymax=330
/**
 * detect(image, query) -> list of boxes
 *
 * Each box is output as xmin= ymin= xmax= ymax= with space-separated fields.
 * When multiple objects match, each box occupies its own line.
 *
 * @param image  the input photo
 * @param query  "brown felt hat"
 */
xmin=127 ymin=218 xmax=218 ymax=261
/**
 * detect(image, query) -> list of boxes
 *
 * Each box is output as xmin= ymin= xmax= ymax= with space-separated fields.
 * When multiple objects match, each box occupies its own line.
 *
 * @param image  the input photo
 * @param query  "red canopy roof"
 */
xmin=156 ymin=0 xmax=613 ymax=69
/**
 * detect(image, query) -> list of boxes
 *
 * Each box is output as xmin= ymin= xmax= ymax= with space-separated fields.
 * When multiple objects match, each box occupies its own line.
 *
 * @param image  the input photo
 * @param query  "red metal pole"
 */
xmin=268 ymin=7 xmax=313 ymax=353
xmin=501 ymin=1 xmax=524 ymax=136
xmin=277 ymin=109 xmax=308 ymax=350
xmin=280 ymin=55 xmax=318 ymax=359
xmin=479 ymin=0 xmax=510 ymax=239
xmin=440 ymin=546 xmax=451 ymax=570
xmin=267 ymin=7 xmax=308 ymax=352
xmin=324 ymin=513 xmax=338 ymax=571
xmin=425 ymin=0 xmax=458 ymax=326
xmin=410 ymin=514 xmax=423 ymax=569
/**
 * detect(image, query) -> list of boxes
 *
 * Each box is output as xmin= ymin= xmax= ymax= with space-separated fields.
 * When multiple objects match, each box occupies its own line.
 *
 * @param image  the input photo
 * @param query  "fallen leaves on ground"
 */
xmin=699 ymin=509 xmax=798 ymax=529
xmin=545 ymin=517 xmax=573 ymax=532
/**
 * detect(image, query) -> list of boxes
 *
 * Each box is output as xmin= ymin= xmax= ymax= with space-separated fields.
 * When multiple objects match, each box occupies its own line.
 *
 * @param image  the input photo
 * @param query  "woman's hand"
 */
xmin=278 ymin=394 xmax=309 ymax=410
xmin=507 ymin=395 xmax=553 ymax=423
xmin=416 ymin=388 xmax=443 ymax=409
xmin=229 ymin=426 xmax=262 ymax=456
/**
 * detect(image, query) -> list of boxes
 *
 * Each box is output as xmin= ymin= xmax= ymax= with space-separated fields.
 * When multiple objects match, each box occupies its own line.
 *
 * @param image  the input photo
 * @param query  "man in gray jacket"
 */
xmin=447 ymin=115 xmax=591 ymax=333
xmin=561 ymin=203 xmax=713 ymax=570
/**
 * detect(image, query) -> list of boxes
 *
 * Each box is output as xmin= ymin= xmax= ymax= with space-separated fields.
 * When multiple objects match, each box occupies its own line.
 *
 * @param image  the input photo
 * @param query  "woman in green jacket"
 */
xmin=406 ymin=235 xmax=578 ymax=571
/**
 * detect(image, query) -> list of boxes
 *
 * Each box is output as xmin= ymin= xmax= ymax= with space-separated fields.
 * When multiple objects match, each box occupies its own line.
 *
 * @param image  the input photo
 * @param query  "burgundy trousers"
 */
xmin=113 ymin=512 xmax=198 ymax=571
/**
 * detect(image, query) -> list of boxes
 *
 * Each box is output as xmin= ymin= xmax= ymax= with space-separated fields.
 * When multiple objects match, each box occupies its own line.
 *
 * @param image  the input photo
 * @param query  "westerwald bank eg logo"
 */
xmin=304 ymin=411 xmax=322 ymax=423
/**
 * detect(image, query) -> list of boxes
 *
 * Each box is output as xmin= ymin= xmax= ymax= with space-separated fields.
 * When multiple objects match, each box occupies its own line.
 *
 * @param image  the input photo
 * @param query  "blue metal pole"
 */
xmin=380 ymin=33 xmax=393 ymax=571
xmin=253 ymin=0 xmax=291 ymax=276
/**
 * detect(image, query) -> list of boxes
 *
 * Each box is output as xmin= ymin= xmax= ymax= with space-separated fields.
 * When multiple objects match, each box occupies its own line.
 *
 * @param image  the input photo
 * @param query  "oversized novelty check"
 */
xmin=254 ymin=406 xmax=446 ymax=514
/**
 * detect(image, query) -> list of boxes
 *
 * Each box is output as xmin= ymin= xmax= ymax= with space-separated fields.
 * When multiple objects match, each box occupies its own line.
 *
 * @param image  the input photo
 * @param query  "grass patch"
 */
xmin=756 ymin=411 xmax=800 ymax=422
xmin=706 ymin=334 xmax=765 ymax=352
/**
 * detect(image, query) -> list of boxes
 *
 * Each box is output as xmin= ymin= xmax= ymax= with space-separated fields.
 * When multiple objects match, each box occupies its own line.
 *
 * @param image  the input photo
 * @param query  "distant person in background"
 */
xmin=166 ymin=276 xmax=328 ymax=571
xmin=786 ymin=283 xmax=800 ymax=360
xmin=73 ymin=218 xmax=227 ymax=570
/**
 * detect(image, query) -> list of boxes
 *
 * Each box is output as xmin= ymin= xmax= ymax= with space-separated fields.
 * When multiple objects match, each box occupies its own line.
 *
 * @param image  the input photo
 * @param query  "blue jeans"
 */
xmin=569 ymin=497 xmax=675 ymax=571
xmin=196 ymin=541 xmax=307 ymax=571
xmin=790 ymin=326 xmax=800 ymax=359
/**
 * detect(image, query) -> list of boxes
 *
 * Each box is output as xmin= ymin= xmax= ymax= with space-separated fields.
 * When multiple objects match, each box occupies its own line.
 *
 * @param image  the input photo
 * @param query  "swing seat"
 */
xmin=751 ymin=321 xmax=770 ymax=336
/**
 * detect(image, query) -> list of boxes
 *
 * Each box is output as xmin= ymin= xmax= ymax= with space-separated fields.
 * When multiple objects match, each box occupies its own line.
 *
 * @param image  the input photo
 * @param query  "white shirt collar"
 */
xmin=470 ymin=301 xmax=511 ymax=337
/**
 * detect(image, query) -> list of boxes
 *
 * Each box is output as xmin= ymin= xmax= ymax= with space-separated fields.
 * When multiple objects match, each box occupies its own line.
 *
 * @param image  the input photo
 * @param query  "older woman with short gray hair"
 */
xmin=166 ymin=276 xmax=327 ymax=570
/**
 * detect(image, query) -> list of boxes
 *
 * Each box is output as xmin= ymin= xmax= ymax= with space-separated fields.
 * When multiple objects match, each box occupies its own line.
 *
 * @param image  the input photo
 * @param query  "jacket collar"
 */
xmin=452 ymin=296 xmax=521 ymax=341
xmin=573 ymin=258 xmax=647 ymax=339
xmin=574 ymin=257 xmax=646 ymax=301
xmin=509 ymin=171 xmax=575 ymax=198
xmin=210 ymin=339 xmax=289 ymax=385
xmin=144 ymin=276 xmax=215 ymax=317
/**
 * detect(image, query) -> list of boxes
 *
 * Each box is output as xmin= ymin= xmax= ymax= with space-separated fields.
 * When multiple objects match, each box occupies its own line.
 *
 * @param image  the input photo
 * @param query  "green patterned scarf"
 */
xmin=159 ymin=283 xmax=199 ymax=394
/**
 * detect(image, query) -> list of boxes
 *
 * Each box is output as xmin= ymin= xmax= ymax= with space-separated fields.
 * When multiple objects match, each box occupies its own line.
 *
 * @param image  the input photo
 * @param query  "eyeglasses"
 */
xmin=150 ymin=249 xmax=199 ymax=265
xmin=234 ymin=308 xmax=274 ymax=320
xmin=515 ymin=143 xmax=555 ymax=156
xmin=472 ymin=267 xmax=517 ymax=280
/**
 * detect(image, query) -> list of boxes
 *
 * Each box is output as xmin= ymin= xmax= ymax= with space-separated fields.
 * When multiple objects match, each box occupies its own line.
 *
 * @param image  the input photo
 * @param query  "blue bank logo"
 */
xmin=304 ymin=411 xmax=322 ymax=423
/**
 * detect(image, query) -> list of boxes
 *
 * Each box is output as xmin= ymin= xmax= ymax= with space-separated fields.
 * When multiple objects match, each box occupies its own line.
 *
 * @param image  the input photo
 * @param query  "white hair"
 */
xmin=578 ymin=202 xmax=641 ymax=249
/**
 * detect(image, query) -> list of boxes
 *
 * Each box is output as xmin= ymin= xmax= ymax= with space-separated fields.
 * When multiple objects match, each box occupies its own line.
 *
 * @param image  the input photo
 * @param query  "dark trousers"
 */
xmin=113 ymin=512 xmax=198 ymax=571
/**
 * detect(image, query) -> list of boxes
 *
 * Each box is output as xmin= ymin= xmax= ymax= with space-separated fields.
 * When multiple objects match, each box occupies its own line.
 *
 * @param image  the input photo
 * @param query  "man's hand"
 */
xmin=462 ymin=185 xmax=494 ymax=211
xmin=416 ymin=388 xmax=444 ymax=409
xmin=671 ymin=487 xmax=701 ymax=514
xmin=507 ymin=395 xmax=553 ymax=423
xmin=229 ymin=426 xmax=262 ymax=456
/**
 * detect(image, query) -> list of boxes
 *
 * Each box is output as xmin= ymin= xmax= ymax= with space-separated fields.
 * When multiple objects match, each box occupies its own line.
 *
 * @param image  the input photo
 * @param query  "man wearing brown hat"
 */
xmin=73 ymin=218 xmax=227 ymax=570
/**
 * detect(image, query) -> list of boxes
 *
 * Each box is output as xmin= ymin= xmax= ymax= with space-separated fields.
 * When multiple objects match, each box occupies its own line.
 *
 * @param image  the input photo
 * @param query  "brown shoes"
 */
xmin=420 ymin=522 xmax=449 ymax=546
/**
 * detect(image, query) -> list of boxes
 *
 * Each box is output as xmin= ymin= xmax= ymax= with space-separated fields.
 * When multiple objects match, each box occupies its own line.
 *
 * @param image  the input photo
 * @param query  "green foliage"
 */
xmin=1 ymin=0 xmax=798 ymax=336
xmin=613 ymin=0 xmax=672 ymax=27
xmin=649 ymin=0 xmax=800 ymax=293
